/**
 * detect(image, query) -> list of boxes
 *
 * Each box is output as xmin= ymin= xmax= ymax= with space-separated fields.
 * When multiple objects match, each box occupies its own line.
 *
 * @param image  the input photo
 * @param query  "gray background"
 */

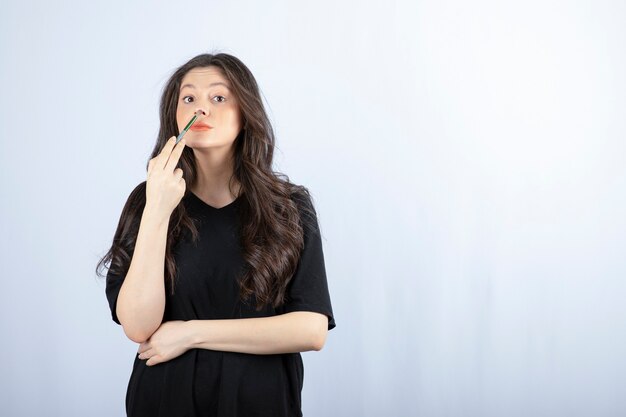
xmin=1 ymin=0 xmax=625 ymax=416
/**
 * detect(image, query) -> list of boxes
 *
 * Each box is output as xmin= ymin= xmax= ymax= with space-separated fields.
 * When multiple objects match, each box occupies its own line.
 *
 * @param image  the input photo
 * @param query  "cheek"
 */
xmin=217 ymin=110 xmax=239 ymax=126
xmin=229 ymin=108 xmax=243 ymax=126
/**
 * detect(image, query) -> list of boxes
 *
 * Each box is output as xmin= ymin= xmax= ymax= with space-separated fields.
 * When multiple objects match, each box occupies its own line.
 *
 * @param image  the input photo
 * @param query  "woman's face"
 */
xmin=176 ymin=66 xmax=242 ymax=150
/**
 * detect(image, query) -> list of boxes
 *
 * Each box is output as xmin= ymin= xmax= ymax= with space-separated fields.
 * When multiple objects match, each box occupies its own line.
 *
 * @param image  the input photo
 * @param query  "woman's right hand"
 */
xmin=145 ymin=136 xmax=187 ymax=221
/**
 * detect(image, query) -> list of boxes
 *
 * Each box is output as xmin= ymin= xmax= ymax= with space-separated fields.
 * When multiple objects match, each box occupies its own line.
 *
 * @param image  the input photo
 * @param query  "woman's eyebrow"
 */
xmin=180 ymin=82 xmax=230 ymax=91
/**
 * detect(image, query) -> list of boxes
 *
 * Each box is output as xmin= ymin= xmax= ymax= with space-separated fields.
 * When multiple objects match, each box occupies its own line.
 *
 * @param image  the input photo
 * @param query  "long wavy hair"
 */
xmin=95 ymin=52 xmax=317 ymax=311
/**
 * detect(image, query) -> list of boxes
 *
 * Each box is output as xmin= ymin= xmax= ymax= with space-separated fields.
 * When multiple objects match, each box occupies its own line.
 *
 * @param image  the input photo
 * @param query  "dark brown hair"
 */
xmin=95 ymin=52 xmax=318 ymax=311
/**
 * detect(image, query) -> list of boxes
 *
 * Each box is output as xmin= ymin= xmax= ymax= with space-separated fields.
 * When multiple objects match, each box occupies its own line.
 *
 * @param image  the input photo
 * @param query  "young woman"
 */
xmin=96 ymin=52 xmax=336 ymax=417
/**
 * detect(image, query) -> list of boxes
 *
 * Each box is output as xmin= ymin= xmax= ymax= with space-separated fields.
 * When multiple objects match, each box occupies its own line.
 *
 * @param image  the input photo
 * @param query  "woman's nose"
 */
xmin=196 ymin=109 xmax=207 ymax=116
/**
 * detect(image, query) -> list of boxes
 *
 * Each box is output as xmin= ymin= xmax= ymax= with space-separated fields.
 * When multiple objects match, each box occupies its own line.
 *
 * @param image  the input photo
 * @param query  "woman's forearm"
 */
xmin=186 ymin=311 xmax=328 ymax=355
xmin=116 ymin=205 xmax=169 ymax=343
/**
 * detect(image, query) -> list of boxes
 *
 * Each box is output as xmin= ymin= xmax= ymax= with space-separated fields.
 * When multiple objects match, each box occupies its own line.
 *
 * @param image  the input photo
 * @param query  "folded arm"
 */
xmin=186 ymin=311 xmax=329 ymax=355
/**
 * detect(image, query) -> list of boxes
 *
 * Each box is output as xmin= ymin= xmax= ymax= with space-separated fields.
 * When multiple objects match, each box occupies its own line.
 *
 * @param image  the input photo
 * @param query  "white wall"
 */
xmin=1 ymin=0 xmax=624 ymax=416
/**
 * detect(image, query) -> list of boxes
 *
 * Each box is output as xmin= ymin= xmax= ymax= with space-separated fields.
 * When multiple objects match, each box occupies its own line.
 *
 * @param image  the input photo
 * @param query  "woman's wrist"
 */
xmin=184 ymin=320 xmax=198 ymax=349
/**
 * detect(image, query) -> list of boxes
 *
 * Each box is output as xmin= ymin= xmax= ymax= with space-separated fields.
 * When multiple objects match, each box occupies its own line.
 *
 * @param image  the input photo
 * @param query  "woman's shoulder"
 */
xmin=287 ymin=184 xmax=320 ymax=233
xmin=288 ymin=184 xmax=314 ymax=210
xmin=288 ymin=184 xmax=317 ymax=220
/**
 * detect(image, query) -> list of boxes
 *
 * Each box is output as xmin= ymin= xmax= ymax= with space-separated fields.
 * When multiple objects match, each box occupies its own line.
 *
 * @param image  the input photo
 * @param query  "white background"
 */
xmin=1 ymin=0 xmax=625 ymax=416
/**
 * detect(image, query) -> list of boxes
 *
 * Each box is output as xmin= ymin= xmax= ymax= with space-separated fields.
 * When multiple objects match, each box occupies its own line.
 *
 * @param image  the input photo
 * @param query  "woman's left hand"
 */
xmin=137 ymin=320 xmax=193 ymax=366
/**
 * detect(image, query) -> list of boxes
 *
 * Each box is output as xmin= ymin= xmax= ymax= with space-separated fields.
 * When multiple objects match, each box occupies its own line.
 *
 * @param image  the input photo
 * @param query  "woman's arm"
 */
xmin=185 ymin=311 xmax=329 ymax=355
xmin=116 ymin=206 xmax=169 ymax=343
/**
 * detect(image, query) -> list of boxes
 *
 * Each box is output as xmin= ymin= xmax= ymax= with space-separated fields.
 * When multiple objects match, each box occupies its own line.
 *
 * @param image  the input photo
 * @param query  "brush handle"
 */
xmin=176 ymin=113 xmax=200 ymax=144
xmin=175 ymin=130 xmax=187 ymax=145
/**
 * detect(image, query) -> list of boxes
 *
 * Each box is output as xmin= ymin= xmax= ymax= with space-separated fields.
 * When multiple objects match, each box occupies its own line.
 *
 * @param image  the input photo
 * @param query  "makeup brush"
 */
xmin=176 ymin=110 xmax=205 ymax=144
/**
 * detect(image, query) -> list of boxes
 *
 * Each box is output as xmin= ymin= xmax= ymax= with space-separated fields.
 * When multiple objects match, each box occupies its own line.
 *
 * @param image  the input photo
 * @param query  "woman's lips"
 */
xmin=190 ymin=125 xmax=212 ymax=131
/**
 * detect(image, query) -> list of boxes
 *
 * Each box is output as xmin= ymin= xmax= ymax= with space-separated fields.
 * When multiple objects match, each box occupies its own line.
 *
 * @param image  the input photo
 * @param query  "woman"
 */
xmin=96 ymin=52 xmax=336 ymax=417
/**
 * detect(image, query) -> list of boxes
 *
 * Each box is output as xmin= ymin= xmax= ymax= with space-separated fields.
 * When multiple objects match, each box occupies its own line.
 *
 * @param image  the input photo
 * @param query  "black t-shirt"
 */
xmin=106 ymin=189 xmax=336 ymax=417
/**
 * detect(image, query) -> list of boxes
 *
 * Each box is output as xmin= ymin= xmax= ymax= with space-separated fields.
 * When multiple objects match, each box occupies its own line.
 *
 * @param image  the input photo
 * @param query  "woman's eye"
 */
xmin=182 ymin=95 xmax=225 ymax=104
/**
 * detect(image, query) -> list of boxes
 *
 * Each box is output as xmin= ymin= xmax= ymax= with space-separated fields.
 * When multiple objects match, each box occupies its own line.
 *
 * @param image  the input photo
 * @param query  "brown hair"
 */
xmin=95 ymin=52 xmax=318 ymax=311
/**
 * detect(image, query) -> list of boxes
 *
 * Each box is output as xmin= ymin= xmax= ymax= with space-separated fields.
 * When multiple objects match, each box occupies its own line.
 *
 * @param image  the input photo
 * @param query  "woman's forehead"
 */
xmin=181 ymin=67 xmax=229 ymax=88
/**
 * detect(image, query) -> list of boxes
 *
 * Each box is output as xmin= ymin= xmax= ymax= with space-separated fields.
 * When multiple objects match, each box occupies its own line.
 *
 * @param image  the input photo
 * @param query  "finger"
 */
xmin=164 ymin=138 xmax=187 ymax=172
xmin=138 ymin=348 xmax=154 ymax=357
xmin=146 ymin=355 xmax=161 ymax=366
xmin=154 ymin=136 xmax=178 ymax=171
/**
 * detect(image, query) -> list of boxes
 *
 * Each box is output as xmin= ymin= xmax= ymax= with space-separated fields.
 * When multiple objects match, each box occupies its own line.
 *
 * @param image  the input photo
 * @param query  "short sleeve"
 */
xmin=281 ymin=192 xmax=336 ymax=331
xmin=105 ymin=269 xmax=124 ymax=325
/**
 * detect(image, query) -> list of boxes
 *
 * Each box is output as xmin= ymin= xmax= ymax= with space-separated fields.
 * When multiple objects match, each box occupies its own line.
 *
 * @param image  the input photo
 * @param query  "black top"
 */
xmin=105 ymin=189 xmax=336 ymax=417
